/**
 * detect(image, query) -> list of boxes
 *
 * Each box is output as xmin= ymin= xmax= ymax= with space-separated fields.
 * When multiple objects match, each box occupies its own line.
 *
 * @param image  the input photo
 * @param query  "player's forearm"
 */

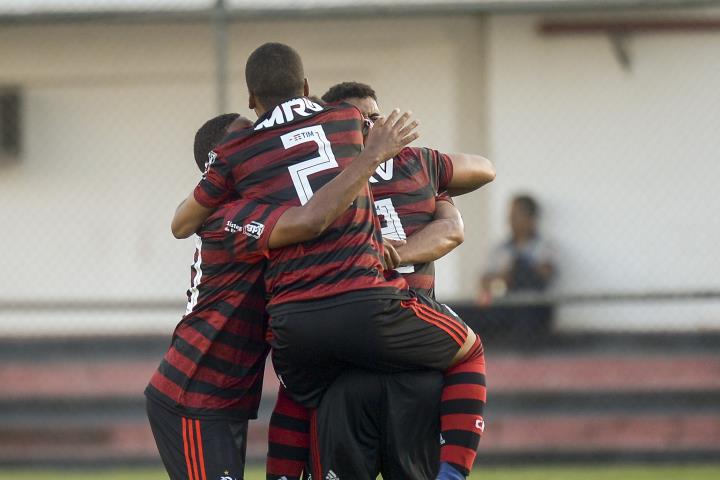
xmin=446 ymin=153 xmax=496 ymax=197
xmin=268 ymin=151 xmax=385 ymax=248
xmin=269 ymin=109 xmax=419 ymax=248
xmin=298 ymin=150 xmax=385 ymax=236
xmin=395 ymin=217 xmax=464 ymax=265
xmin=171 ymin=192 xmax=215 ymax=239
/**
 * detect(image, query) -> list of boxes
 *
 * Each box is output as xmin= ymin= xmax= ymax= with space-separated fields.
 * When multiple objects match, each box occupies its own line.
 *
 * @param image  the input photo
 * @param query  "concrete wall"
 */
xmin=0 ymin=16 xmax=489 ymax=334
xmin=2 ymin=9 xmax=719 ymax=334
xmin=486 ymin=11 xmax=720 ymax=329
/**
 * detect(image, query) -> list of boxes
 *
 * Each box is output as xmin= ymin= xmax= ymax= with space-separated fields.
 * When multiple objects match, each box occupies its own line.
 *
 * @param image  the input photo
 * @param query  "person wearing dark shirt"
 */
xmin=322 ymin=81 xmax=495 ymax=299
xmin=289 ymin=82 xmax=495 ymax=479
xmin=146 ymin=107 xmax=417 ymax=480
xmin=481 ymin=194 xmax=555 ymax=298
xmin=171 ymin=43 xmax=487 ymax=480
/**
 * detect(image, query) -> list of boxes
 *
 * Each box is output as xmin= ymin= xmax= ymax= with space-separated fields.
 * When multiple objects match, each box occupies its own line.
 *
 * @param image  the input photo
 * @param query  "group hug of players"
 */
xmin=145 ymin=42 xmax=496 ymax=480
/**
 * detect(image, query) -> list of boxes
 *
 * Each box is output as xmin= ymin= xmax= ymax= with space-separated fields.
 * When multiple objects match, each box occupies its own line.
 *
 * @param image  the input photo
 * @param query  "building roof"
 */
xmin=2 ymin=0 xmax=719 ymax=17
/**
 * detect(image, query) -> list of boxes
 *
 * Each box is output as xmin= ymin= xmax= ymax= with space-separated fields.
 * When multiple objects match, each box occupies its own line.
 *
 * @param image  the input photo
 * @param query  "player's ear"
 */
xmin=248 ymin=93 xmax=256 ymax=110
xmin=303 ymin=78 xmax=310 ymax=97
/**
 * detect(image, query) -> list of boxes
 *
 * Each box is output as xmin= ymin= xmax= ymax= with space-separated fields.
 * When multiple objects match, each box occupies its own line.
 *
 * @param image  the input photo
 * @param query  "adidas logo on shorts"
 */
xmin=326 ymin=470 xmax=339 ymax=480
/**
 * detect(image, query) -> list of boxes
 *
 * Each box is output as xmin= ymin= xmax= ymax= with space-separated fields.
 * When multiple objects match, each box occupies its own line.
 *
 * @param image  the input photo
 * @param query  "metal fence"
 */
xmin=1 ymin=0 xmax=720 ymax=470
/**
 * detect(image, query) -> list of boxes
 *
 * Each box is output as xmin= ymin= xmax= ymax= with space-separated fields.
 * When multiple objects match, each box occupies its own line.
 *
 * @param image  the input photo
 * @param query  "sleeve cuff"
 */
xmin=256 ymin=205 xmax=294 ymax=257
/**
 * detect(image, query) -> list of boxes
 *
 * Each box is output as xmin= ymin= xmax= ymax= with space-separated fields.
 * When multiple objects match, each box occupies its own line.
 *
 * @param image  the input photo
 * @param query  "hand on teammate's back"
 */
xmin=363 ymin=109 xmax=419 ymax=164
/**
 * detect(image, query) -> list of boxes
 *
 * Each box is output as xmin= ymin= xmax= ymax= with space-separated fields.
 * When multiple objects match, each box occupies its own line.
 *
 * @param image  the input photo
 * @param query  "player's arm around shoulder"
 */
xmin=434 ymin=198 xmax=464 ymax=247
xmin=394 ymin=197 xmax=464 ymax=266
xmin=446 ymin=153 xmax=496 ymax=197
xmin=269 ymin=109 xmax=420 ymax=249
xmin=171 ymin=193 xmax=215 ymax=239
xmin=172 ymin=146 xmax=236 ymax=238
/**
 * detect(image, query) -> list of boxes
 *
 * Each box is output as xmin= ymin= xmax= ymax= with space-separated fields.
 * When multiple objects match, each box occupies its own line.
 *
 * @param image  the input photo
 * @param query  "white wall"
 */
xmin=0 ymin=16 xmax=488 ymax=334
xmin=3 ymin=9 xmax=719 ymax=335
xmin=486 ymin=11 xmax=720 ymax=330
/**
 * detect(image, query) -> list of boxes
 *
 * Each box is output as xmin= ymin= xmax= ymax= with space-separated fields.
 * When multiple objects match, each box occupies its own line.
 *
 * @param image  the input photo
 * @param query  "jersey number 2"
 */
xmin=282 ymin=125 xmax=338 ymax=205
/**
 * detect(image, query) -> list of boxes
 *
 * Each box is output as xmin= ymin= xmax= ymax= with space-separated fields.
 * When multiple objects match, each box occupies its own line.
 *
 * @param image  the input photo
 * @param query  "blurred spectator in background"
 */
xmin=480 ymin=194 xmax=556 ymax=302
xmin=474 ymin=194 xmax=556 ymax=339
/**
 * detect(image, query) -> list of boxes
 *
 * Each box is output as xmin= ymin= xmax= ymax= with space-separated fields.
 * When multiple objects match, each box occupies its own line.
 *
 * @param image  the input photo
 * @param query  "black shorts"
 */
xmin=306 ymin=369 xmax=443 ymax=480
xmin=146 ymin=397 xmax=248 ymax=480
xmin=269 ymin=293 xmax=467 ymax=407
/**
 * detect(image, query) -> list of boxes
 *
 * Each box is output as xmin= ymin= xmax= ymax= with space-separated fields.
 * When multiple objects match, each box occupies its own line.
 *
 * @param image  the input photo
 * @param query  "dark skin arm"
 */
xmin=394 ymin=200 xmax=464 ymax=266
xmin=446 ymin=153 xmax=496 ymax=197
xmin=265 ymin=109 xmax=420 ymax=248
xmin=172 ymin=194 xmax=213 ymax=239
xmin=172 ymin=116 xmax=255 ymax=238
xmin=171 ymin=110 xmax=420 ymax=240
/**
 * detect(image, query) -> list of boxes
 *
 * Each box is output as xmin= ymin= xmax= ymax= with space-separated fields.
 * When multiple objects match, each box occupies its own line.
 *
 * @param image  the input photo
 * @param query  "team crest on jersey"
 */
xmin=219 ymin=470 xmax=237 ymax=480
xmin=369 ymin=158 xmax=393 ymax=183
xmin=224 ymin=220 xmax=264 ymax=239
xmin=243 ymin=221 xmax=265 ymax=239
xmin=203 ymin=150 xmax=218 ymax=179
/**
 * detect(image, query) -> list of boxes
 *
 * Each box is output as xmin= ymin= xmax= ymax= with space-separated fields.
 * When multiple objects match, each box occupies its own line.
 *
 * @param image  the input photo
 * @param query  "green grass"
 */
xmin=1 ymin=465 xmax=720 ymax=480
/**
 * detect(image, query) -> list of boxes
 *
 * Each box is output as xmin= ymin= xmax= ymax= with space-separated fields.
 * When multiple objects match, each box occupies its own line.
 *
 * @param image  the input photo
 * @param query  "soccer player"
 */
xmin=146 ymin=107 xmax=418 ymax=480
xmin=172 ymin=42 xmax=487 ymax=480
xmin=289 ymin=82 xmax=496 ymax=479
xmin=267 ymin=83 xmax=496 ymax=480
xmin=322 ymin=81 xmax=495 ymax=298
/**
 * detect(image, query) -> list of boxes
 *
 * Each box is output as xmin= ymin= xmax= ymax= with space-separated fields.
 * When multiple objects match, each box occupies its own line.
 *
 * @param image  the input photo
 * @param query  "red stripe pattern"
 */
xmin=370 ymin=146 xmax=454 ymax=298
xmin=181 ymin=417 xmax=207 ymax=480
xmin=146 ymin=200 xmax=290 ymax=418
xmin=195 ymin=98 xmax=407 ymax=308
xmin=266 ymin=387 xmax=311 ymax=480
xmin=400 ymin=298 xmax=467 ymax=347
xmin=310 ymin=409 xmax=323 ymax=480
xmin=439 ymin=337 xmax=487 ymax=475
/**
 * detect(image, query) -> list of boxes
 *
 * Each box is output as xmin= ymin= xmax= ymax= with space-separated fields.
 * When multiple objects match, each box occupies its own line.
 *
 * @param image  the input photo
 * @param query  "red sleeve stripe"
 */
xmin=181 ymin=417 xmax=208 ymax=480
xmin=194 ymin=419 xmax=208 ymax=480
xmin=181 ymin=417 xmax=195 ymax=480
xmin=400 ymin=299 xmax=466 ymax=347
xmin=187 ymin=417 xmax=201 ymax=480
xmin=414 ymin=301 xmax=467 ymax=343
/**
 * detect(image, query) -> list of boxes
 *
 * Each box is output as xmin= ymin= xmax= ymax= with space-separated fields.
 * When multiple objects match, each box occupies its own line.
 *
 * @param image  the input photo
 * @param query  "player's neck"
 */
xmin=254 ymin=95 xmax=307 ymax=118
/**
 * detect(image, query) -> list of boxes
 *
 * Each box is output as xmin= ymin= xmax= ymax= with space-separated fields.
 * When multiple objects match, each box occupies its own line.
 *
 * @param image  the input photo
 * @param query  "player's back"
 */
xmin=370 ymin=146 xmax=454 ymax=298
xmin=202 ymin=97 xmax=408 ymax=309
xmin=146 ymin=199 xmax=288 ymax=418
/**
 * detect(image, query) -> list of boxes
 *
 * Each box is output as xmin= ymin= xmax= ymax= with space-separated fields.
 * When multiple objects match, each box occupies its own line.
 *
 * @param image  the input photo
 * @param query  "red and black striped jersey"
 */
xmin=145 ymin=198 xmax=290 ymax=419
xmin=194 ymin=97 xmax=407 ymax=310
xmin=370 ymin=146 xmax=454 ymax=298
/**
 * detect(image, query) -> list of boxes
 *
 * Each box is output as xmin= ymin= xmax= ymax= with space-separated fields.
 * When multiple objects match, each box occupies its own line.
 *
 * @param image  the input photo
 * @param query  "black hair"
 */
xmin=193 ymin=113 xmax=239 ymax=173
xmin=245 ymin=43 xmax=305 ymax=109
xmin=307 ymin=95 xmax=325 ymax=106
xmin=321 ymin=82 xmax=377 ymax=104
xmin=513 ymin=194 xmax=540 ymax=218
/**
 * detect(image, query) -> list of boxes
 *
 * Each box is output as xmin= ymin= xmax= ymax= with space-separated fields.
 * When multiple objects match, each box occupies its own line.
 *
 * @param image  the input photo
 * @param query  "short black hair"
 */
xmin=513 ymin=194 xmax=540 ymax=218
xmin=246 ymin=43 xmax=305 ymax=109
xmin=307 ymin=95 xmax=325 ymax=106
xmin=322 ymin=82 xmax=377 ymax=104
xmin=193 ymin=113 xmax=239 ymax=173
